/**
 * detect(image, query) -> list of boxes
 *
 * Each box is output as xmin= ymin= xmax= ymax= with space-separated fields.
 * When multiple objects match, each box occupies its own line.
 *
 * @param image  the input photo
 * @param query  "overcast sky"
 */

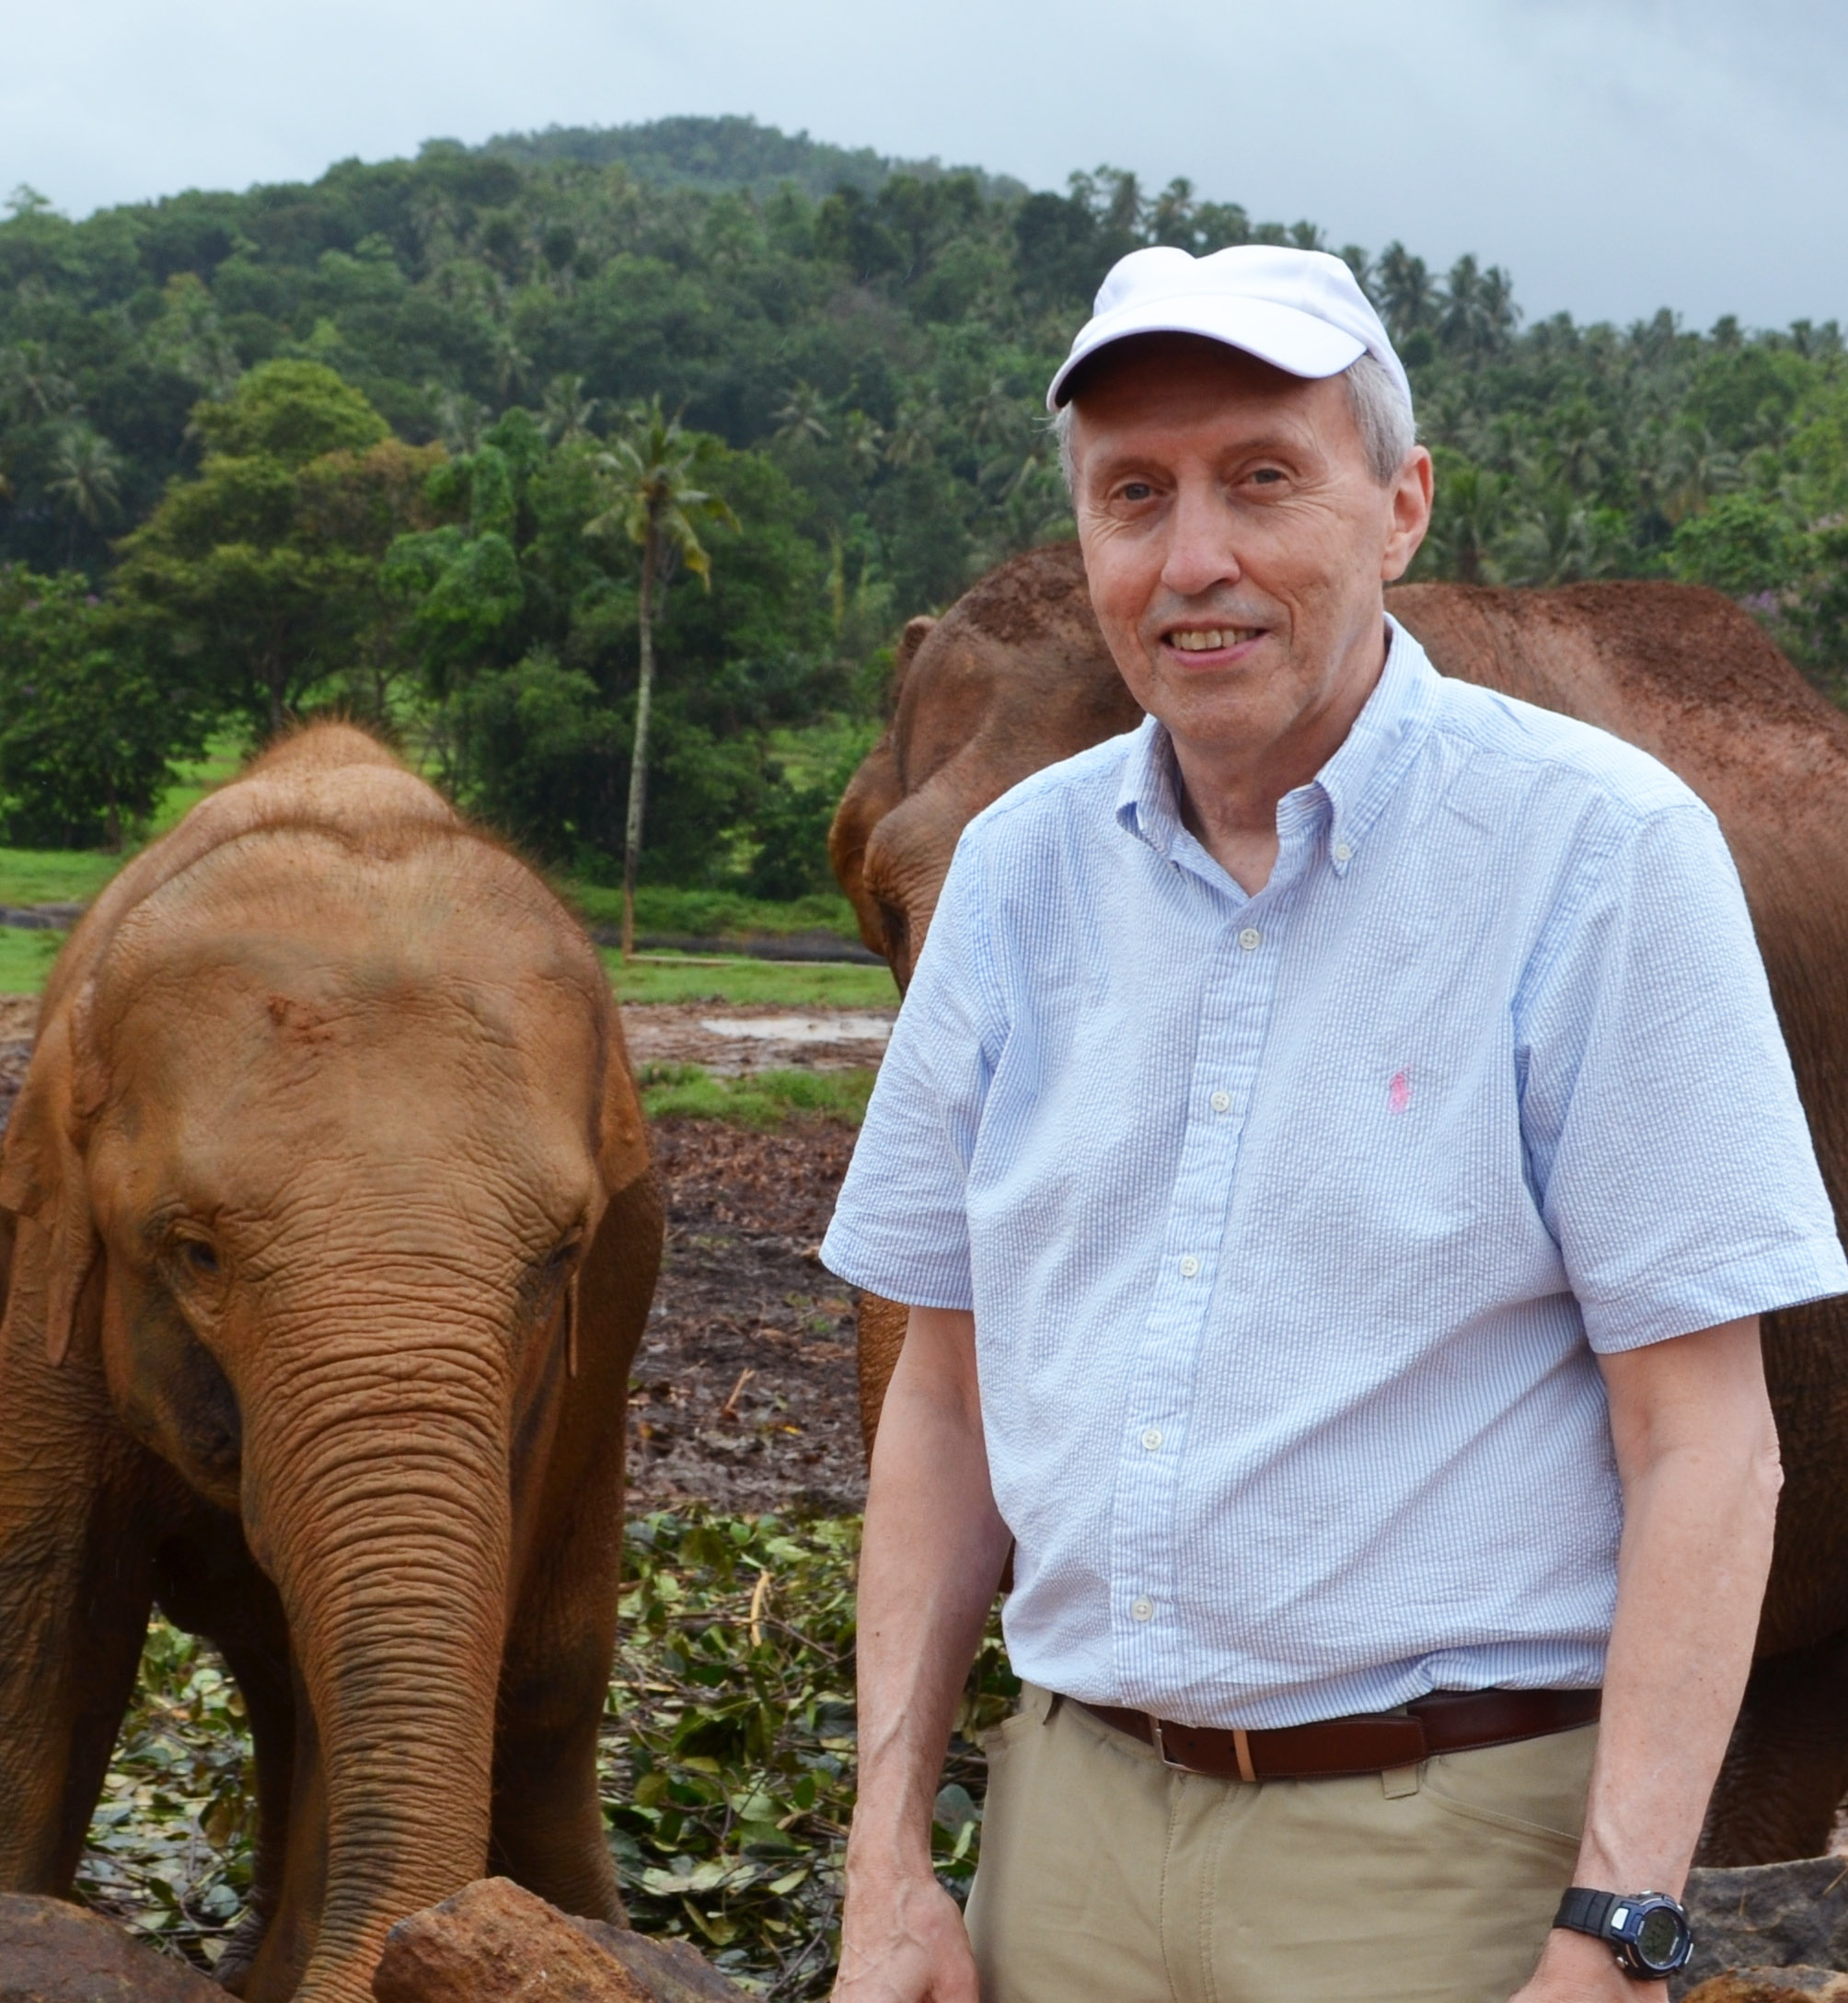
xmin=6 ymin=0 xmax=1842 ymax=332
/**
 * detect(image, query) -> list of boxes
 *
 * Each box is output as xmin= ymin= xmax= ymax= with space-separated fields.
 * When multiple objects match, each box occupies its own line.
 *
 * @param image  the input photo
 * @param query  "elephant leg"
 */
xmin=153 ymin=1521 xmax=297 ymax=1997
xmin=210 ymin=1629 xmax=298 ymax=1997
xmin=0 ymin=1337 xmax=160 ymax=1891
xmin=854 ymin=1289 xmax=910 ymax=1462
xmin=490 ymin=1529 xmax=628 ymax=1924
xmin=1697 ymin=1630 xmax=1848 ymax=1863
xmin=240 ymin=1656 xmax=329 ymax=2003
xmin=491 ymin=1174 xmax=662 ymax=1922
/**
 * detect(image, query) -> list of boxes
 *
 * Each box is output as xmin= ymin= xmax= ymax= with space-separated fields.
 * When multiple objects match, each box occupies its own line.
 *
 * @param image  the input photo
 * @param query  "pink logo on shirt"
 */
xmin=1388 ymin=1071 xmax=1412 ymax=1115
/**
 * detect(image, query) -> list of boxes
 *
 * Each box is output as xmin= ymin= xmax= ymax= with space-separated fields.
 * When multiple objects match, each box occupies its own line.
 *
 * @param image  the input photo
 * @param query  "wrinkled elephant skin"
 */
xmin=0 ymin=725 xmax=664 ymax=2002
xmin=832 ymin=550 xmax=1848 ymax=1865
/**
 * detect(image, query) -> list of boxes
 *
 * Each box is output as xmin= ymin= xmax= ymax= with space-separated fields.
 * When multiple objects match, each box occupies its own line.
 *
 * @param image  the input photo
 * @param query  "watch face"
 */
xmin=1635 ymin=1905 xmax=1685 ymax=1969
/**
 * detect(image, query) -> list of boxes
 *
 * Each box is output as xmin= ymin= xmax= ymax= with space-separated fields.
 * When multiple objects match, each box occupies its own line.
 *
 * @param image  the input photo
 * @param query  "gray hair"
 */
xmin=1053 ymin=348 xmax=1416 ymax=492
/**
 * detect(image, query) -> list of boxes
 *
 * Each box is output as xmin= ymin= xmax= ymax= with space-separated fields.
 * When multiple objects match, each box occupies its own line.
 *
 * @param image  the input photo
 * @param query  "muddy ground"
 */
xmin=0 ymin=995 xmax=877 ymax=1517
xmin=629 ymin=1117 xmax=866 ymax=1515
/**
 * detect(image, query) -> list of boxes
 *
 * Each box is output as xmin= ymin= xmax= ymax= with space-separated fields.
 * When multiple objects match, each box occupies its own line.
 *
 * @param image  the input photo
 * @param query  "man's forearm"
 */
xmin=1577 ymin=1400 xmax=1780 ymax=1888
xmin=1515 ymin=1318 xmax=1779 ymax=2001
xmin=849 ymin=1305 xmax=1012 ymax=1875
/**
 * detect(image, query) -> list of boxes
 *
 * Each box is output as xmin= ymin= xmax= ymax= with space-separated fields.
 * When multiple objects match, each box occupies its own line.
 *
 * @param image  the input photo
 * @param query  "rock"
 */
xmin=372 ymin=1878 xmax=746 ymax=2002
xmin=1679 ymin=1860 xmax=1848 ymax=1996
xmin=0 ymin=1893 xmax=225 ymax=2001
xmin=1684 ymin=1972 xmax=1848 ymax=2002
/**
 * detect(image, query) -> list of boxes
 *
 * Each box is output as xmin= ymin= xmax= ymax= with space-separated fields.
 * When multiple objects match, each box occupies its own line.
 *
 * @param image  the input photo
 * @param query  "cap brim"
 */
xmin=1047 ymin=294 xmax=1367 ymax=410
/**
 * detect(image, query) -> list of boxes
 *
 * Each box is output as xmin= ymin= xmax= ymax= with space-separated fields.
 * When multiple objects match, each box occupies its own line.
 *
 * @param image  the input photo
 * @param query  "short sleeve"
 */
xmin=820 ymin=837 xmax=1003 ymax=1309
xmin=1518 ymin=802 xmax=1847 ymax=1351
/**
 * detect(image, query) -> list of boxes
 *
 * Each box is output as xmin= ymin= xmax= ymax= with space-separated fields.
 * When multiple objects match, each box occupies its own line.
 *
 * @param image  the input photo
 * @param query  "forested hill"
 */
xmin=0 ymin=115 xmax=1842 ymax=880
xmin=478 ymin=114 xmax=1028 ymax=205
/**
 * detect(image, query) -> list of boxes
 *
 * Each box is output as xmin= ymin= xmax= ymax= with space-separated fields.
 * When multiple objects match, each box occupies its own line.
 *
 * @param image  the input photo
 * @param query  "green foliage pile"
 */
xmin=605 ymin=1511 xmax=1013 ymax=1995
xmin=3 ymin=118 xmax=1845 ymax=874
xmin=82 ymin=1511 xmax=1015 ymax=1997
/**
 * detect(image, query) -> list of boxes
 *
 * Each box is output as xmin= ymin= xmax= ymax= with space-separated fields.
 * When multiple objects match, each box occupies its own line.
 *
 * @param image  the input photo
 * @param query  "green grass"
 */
xmin=639 ymin=1064 xmax=876 ymax=1129
xmin=0 ymin=848 xmax=123 ymax=908
xmin=570 ymin=884 xmax=863 ymax=943
xmin=0 ymin=938 xmax=895 ymax=1007
xmin=0 ymin=737 xmax=250 ymax=915
xmin=145 ymin=738 xmax=248 ymax=837
xmin=85 ymin=1511 xmax=1017 ymax=1994
xmin=0 ymin=927 xmax=64 ymax=993
xmin=605 ymin=953 xmax=895 ymax=1010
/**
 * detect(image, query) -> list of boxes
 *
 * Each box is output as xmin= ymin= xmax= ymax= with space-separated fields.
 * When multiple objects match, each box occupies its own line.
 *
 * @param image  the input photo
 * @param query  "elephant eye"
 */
xmin=186 ymin=1242 xmax=219 ymax=1273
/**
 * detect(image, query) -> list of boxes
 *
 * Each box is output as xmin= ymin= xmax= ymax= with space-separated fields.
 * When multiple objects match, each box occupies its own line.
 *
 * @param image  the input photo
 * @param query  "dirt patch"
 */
xmin=622 ymin=1003 xmax=892 ymax=1078
xmin=0 ymin=994 xmax=37 ymax=1133
xmin=628 ymin=1118 xmax=864 ymax=1516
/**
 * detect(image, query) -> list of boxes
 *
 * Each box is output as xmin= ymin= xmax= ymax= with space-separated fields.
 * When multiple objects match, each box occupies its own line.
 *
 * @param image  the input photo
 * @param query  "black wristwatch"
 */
xmin=1553 ymin=1887 xmax=1693 ymax=1979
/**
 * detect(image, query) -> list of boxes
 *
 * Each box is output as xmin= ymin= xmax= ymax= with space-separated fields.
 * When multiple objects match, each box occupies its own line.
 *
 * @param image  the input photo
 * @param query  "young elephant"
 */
xmin=0 ymin=725 xmax=663 ymax=2002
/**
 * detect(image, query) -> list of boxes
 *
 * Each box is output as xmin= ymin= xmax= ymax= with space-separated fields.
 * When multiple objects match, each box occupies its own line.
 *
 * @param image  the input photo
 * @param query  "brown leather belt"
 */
xmin=1075 ymin=1686 xmax=1600 ymax=1782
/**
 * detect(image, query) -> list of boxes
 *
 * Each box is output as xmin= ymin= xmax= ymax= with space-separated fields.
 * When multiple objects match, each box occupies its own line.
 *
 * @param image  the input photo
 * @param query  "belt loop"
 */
xmin=1232 ymin=1727 xmax=1257 ymax=1785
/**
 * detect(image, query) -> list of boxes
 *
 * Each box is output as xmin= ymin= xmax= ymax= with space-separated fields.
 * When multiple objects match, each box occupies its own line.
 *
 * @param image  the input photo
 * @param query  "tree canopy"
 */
xmin=1 ymin=116 xmax=1843 ymax=873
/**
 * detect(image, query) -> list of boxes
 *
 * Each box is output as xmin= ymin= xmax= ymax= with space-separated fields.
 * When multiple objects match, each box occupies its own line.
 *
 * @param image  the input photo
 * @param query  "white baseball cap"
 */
xmin=1045 ymin=243 xmax=1412 ymax=416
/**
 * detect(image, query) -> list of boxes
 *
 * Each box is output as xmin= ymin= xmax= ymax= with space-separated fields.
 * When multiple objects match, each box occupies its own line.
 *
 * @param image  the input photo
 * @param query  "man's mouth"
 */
xmin=1165 ymin=627 xmax=1264 ymax=654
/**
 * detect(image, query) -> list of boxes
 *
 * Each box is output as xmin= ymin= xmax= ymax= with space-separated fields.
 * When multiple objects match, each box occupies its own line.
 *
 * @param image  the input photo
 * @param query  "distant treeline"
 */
xmin=0 ymin=116 xmax=1842 ymax=870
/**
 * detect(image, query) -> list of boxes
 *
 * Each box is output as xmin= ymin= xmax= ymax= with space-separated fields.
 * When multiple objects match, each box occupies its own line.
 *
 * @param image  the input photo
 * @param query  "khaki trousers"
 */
xmin=964 ymin=1685 xmax=1596 ymax=2003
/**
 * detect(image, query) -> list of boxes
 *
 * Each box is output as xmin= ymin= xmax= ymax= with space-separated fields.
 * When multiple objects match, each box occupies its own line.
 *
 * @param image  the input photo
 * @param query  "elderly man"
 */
xmin=821 ymin=246 xmax=1846 ymax=2003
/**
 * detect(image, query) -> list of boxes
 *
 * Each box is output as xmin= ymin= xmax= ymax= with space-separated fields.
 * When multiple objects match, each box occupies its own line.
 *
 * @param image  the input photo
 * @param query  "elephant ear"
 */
xmin=889 ymin=614 xmax=937 ymax=709
xmin=563 ymin=1016 xmax=652 ymax=1380
xmin=0 ymin=994 xmax=101 ymax=1368
xmin=594 ymin=1014 xmax=650 ymax=1201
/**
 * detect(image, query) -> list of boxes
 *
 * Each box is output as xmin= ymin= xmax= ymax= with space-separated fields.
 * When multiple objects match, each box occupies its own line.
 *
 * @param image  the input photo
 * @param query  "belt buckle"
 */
xmin=1149 ymin=1715 xmax=1258 ymax=1782
xmin=1147 ymin=1714 xmax=1184 ymax=1768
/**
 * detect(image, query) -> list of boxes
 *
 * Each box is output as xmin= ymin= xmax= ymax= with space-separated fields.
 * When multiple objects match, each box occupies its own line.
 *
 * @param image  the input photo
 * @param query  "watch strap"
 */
xmin=1554 ymin=1886 xmax=1620 ymax=1939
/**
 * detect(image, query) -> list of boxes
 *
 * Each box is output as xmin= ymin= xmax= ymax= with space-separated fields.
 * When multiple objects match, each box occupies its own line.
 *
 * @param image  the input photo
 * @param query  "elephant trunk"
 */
xmin=239 ymin=1289 xmax=514 ymax=2001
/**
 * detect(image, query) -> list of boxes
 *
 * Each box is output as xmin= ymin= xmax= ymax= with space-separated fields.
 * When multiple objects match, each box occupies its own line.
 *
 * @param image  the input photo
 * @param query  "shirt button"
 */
xmin=1179 ymin=1254 xmax=1200 ymax=1279
xmin=1210 ymin=1090 xmax=1231 ymax=1114
xmin=1334 ymin=839 xmax=1353 ymax=863
xmin=1132 ymin=1596 xmax=1154 ymax=1622
xmin=1238 ymin=926 xmax=1262 ymax=951
xmin=1141 ymin=1427 xmax=1162 ymax=1452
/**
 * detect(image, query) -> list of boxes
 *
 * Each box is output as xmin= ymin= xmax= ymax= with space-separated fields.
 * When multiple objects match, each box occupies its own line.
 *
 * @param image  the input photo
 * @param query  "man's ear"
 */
xmin=0 ymin=994 xmax=101 ymax=1368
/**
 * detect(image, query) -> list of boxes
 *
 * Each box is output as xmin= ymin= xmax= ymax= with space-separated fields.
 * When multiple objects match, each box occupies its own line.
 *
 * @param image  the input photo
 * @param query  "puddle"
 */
xmin=698 ymin=1013 xmax=894 ymax=1045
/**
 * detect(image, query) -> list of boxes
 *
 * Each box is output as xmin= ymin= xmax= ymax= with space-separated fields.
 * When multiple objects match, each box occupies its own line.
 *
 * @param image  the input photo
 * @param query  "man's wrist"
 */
xmin=1532 ymin=1923 xmax=1652 ymax=1992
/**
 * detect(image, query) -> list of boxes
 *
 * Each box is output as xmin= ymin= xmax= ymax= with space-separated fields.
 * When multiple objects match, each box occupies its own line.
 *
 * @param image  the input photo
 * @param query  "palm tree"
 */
xmin=773 ymin=380 xmax=831 ymax=446
xmin=841 ymin=409 xmax=886 ymax=477
xmin=540 ymin=372 xmax=598 ymax=444
xmin=47 ymin=422 xmax=123 ymax=558
xmin=585 ymin=399 xmax=738 ymax=956
xmin=432 ymin=386 xmax=491 ymax=454
xmin=1374 ymin=244 xmax=1437 ymax=343
xmin=884 ymin=391 xmax=941 ymax=468
xmin=0 ymin=340 xmax=76 ymax=423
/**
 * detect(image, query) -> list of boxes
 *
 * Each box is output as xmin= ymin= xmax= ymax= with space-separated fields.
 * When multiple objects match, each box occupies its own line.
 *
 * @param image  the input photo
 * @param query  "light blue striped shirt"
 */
xmin=823 ymin=620 xmax=1847 ymax=1729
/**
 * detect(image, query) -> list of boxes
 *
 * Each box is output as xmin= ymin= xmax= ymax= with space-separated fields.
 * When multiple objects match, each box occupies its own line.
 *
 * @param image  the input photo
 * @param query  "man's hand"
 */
xmin=832 ymin=1864 xmax=978 ymax=2003
xmin=1507 ymin=1927 xmax=1639 ymax=2002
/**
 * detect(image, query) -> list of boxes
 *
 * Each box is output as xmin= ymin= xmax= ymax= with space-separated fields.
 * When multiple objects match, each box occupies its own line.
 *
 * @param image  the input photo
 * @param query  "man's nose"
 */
xmin=1159 ymin=480 xmax=1242 ymax=599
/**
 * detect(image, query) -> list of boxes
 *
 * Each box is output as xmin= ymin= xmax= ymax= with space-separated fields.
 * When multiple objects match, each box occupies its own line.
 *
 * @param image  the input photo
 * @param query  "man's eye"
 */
xmin=1119 ymin=482 xmax=1155 ymax=502
xmin=1250 ymin=468 xmax=1285 ymax=486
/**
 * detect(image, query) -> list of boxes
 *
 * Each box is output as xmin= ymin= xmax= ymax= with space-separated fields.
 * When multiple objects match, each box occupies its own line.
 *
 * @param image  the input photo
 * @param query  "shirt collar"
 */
xmin=1114 ymin=616 xmax=1441 ymax=879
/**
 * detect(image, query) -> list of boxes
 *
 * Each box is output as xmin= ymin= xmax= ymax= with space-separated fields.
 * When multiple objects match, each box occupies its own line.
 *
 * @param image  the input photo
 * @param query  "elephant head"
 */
xmin=829 ymin=543 xmax=1141 ymax=991
xmin=0 ymin=744 xmax=651 ymax=2001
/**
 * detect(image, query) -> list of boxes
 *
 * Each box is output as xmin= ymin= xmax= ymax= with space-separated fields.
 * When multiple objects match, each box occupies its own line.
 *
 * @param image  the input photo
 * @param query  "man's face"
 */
xmin=1068 ymin=337 xmax=1432 ymax=768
